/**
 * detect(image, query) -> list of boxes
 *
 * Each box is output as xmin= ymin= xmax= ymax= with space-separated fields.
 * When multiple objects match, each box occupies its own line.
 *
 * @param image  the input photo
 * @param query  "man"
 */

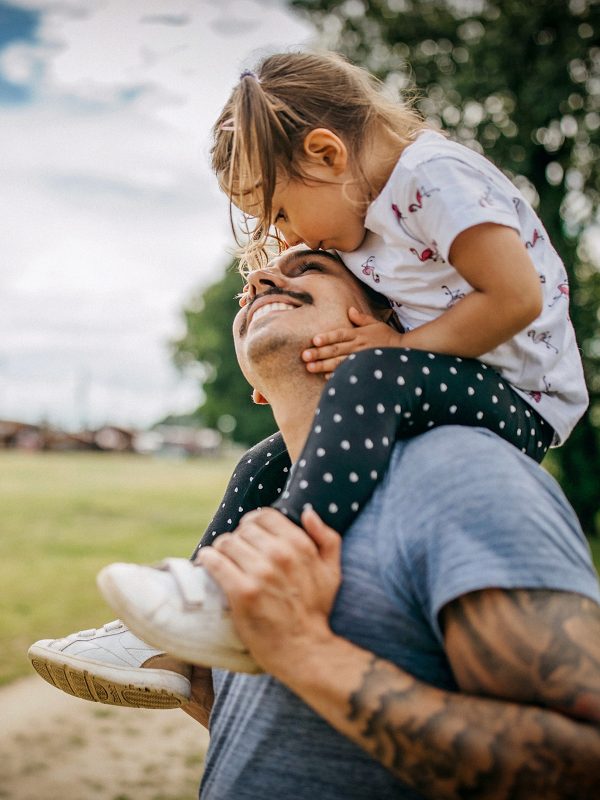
xmin=103 ymin=246 xmax=600 ymax=799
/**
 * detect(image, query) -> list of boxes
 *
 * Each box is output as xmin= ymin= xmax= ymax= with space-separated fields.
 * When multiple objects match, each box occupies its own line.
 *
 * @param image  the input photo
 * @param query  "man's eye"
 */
xmin=296 ymin=262 xmax=323 ymax=274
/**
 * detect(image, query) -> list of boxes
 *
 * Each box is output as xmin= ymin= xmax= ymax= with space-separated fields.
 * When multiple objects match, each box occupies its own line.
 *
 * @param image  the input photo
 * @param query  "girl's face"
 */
xmin=269 ymin=168 xmax=367 ymax=254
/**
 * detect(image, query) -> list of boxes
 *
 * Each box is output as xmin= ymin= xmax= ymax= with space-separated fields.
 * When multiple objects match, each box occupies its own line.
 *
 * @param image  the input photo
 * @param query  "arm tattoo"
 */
xmin=346 ymin=591 xmax=600 ymax=800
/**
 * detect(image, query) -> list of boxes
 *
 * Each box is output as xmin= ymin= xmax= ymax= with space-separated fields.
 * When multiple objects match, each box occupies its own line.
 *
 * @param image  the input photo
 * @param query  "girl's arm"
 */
xmin=303 ymin=223 xmax=543 ymax=374
xmin=399 ymin=222 xmax=542 ymax=356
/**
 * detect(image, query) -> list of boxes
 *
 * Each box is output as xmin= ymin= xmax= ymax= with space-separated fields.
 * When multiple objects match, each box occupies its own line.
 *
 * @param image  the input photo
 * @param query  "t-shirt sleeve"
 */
xmin=395 ymin=155 xmax=522 ymax=263
xmin=378 ymin=428 xmax=600 ymax=646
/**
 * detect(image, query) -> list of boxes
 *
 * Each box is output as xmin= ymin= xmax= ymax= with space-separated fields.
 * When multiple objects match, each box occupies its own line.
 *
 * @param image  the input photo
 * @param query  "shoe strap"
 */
xmin=160 ymin=558 xmax=207 ymax=607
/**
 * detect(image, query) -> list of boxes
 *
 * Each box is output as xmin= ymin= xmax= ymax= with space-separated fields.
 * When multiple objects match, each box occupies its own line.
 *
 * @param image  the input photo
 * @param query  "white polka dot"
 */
xmin=422 ymin=366 xmax=430 ymax=375
xmin=517 ymin=428 xmax=522 ymax=436
xmin=477 ymin=373 xmax=483 ymax=381
xmin=269 ymin=438 xmax=274 ymax=442
xmin=449 ymin=405 xmax=457 ymax=414
xmin=415 ymin=386 xmax=423 ymax=396
xmin=234 ymin=487 xmax=239 ymax=492
xmin=377 ymin=403 xmax=385 ymax=413
xmin=400 ymin=354 xmax=408 ymax=362
xmin=403 ymin=411 xmax=412 ymax=418
xmin=349 ymin=472 xmax=359 ymax=482
xmin=299 ymin=460 xmax=306 ymax=468
xmin=427 ymin=420 xmax=435 ymax=427
xmin=333 ymin=413 xmax=342 ymax=422
xmin=499 ymin=383 xmax=505 ymax=390
xmin=315 ymin=408 xmax=320 ymax=415
xmin=370 ymin=470 xmax=378 ymax=479
xmin=428 ymin=352 xmax=435 ymax=359
xmin=374 ymin=369 xmax=383 ymax=379
xmin=492 ymin=395 xmax=498 ymax=404
xmin=394 ymin=404 xmax=402 ymax=414
xmin=266 ymin=452 xmax=272 ymax=457
xmin=440 ymin=382 xmax=448 ymax=392
xmin=499 ymin=421 xmax=505 ymax=429
xmin=341 ymin=440 xmax=350 ymax=450
xmin=316 ymin=447 xmax=326 ymax=457
xmin=247 ymin=458 xmax=252 ymax=463
xmin=521 ymin=447 xmax=526 ymax=453
xmin=277 ymin=487 xmax=281 ymax=493
xmin=328 ymin=387 xmax=336 ymax=396
xmin=456 ymin=357 xmax=463 ymax=362
xmin=221 ymin=503 xmax=225 ymax=508
xmin=422 ymin=403 xmax=430 ymax=411
xmin=249 ymin=476 xmax=254 ymax=482
xmin=525 ymin=410 xmax=531 ymax=418
xmin=323 ymin=473 xmax=333 ymax=483
xmin=476 ymin=411 xmax=484 ymax=420
xmin=355 ymin=404 xmax=365 ymax=414
xmin=531 ymin=428 xmax=536 ymax=436
xmin=467 ymin=387 xmax=475 ymax=396
xmin=283 ymin=466 xmax=289 ymax=473
xmin=538 ymin=441 xmax=543 ymax=448
xmin=349 ymin=375 xmax=358 ymax=384
xmin=315 ymin=425 xmax=322 ymax=433
xmin=365 ymin=438 xmax=374 ymax=449
xmin=238 ymin=506 xmax=244 ymax=512
xmin=227 ymin=518 xmax=232 ymax=524
xmin=233 ymin=473 xmax=237 ymax=478
xmin=258 ymin=483 xmax=263 ymax=490
xmin=348 ymin=354 xmax=356 ymax=360
xmin=397 ymin=376 xmax=405 ymax=386
xmin=299 ymin=480 xmax=308 ymax=489
xmin=510 ymin=405 xmax=516 ymax=413
xmin=382 ymin=436 xmax=390 ymax=446
xmin=329 ymin=503 xmax=338 ymax=513
xmin=351 ymin=502 xmax=359 ymax=511
xmin=374 ymin=349 xmax=383 ymax=355
xmin=303 ymin=503 xmax=313 ymax=511
xmin=450 ymin=367 xmax=458 ymax=375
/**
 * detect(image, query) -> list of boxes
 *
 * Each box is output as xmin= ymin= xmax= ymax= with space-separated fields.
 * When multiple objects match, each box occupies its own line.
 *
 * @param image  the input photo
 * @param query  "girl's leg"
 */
xmin=194 ymin=431 xmax=290 ymax=554
xmin=272 ymin=348 xmax=553 ymax=532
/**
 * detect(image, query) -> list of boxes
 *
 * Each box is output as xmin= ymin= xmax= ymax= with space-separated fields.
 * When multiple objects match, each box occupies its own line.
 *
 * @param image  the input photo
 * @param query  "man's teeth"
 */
xmin=252 ymin=302 xmax=295 ymax=323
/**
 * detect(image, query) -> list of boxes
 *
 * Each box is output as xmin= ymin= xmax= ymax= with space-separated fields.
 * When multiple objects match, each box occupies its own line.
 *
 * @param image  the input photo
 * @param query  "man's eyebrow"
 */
xmin=279 ymin=249 xmax=343 ymax=271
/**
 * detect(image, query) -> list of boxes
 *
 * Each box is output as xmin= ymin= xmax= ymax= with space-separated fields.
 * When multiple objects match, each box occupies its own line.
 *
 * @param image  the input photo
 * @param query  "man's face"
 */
xmin=233 ymin=248 xmax=375 ymax=389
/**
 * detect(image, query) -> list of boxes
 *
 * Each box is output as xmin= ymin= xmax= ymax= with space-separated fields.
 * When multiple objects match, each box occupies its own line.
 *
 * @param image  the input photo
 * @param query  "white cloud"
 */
xmin=0 ymin=0 xmax=314 ymax=428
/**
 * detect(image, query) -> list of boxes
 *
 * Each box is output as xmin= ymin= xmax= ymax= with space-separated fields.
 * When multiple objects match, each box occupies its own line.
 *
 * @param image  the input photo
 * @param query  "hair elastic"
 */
xmin=240 ymin=69 xmax=260 ymax=82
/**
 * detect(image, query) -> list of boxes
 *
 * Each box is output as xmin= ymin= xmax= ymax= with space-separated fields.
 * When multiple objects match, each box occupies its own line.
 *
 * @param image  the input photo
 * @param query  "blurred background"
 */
xmin=1 ymin=1 xmax=599 ymax=796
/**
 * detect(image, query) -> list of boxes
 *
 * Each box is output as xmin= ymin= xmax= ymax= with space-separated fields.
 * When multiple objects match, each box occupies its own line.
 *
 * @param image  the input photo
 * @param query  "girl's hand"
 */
xmin=302 ymin=307 xmax=404 ymax=376
xmin=237 ymin=285 xmax=250 ymax=307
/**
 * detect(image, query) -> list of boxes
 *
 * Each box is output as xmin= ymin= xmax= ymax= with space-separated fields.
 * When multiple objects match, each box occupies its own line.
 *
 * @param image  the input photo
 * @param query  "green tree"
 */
xmin=289 ymin=0 xmax=600 ymax=534
xmin=172 ymin=263 xmax=277 ymax=446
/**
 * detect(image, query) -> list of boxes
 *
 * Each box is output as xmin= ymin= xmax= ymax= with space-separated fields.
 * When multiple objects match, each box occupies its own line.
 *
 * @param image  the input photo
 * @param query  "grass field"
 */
xmin=0 ymin=451 xmax=237 ymax=686
xmin=2 ymin=450 xmax=599 ymax=687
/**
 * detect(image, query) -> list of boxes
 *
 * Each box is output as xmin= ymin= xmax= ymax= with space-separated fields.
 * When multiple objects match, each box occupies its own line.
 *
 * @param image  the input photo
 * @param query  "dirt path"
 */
xmin=0 ymin=676 xmax=209 ymax=800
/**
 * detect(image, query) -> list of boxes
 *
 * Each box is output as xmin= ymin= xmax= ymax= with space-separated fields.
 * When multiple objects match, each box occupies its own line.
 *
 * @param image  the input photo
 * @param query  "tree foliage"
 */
xmin=289 ymin=0 xmax=600 ymax=534
xmin=172 ymin=264 xmax=277 ymax=445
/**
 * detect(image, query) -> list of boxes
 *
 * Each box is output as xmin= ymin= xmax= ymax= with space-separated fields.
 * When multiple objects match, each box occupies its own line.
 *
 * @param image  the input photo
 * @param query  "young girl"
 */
xmin=29 ymin=51 xmax=588 ymax=696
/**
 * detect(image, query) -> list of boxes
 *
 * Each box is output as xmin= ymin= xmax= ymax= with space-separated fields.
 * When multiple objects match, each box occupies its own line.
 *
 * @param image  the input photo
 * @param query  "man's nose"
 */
xmin=246 ymin=267 xmax=286 ymax=298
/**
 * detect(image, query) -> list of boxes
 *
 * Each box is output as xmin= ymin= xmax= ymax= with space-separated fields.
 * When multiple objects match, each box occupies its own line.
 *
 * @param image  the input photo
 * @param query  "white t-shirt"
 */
xmin=338 ymin=131 xmax=588 ymax=445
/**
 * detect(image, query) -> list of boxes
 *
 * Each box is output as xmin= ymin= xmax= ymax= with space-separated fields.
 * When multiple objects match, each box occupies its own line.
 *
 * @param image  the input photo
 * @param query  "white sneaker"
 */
xmin=97 ymin=559 xmax=261 ymax=674
xmin=28 ymin=620 xmax=192 ymax=708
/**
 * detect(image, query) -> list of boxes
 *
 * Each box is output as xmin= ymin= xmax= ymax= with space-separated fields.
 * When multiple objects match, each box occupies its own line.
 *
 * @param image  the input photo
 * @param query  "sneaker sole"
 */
xmin=97 ymin=568 xmax=262 ymax=674
xmin=27 ymin=644 xmax=191 ymax=709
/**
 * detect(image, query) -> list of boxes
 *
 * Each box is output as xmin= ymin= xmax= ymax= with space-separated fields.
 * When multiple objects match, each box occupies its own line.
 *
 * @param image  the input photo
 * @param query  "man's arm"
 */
xmin=181 ymin=666 xmax=214 ymax=728
xmin=198 ymin=508 xmax=600 ymax=800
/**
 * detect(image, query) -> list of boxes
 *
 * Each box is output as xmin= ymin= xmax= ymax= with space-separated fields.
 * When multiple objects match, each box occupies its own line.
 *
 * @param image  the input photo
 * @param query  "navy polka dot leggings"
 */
xmin=197 ymin=348 xmax=553 ymax=551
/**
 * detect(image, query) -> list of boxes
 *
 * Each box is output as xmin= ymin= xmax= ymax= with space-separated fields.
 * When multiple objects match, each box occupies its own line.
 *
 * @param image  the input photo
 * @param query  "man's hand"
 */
xmin=181 ymin=666 xmax=214 ymax=728
xmin=196 ymin=508 xmax=342 ymax=677
xmin=302 ymin=307 xmax=404 ymax=376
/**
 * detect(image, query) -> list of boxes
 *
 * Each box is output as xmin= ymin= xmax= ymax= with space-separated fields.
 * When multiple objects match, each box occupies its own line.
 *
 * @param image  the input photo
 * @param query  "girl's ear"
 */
xmin=251 ymin=388 xmax=269 ymax=405
xmin=302 ymin=128 xmax=348 ymax=174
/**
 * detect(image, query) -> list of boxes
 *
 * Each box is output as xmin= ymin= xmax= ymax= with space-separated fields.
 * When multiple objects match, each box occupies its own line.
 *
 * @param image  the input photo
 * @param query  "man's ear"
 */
xmin=302 ymin=128 xmax=348 ymax=174
xmin=251 ymin=388 xmax=269 ymax=405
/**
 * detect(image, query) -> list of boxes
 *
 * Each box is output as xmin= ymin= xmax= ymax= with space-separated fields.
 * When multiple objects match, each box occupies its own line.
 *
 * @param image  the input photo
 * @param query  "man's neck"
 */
xmin=264 ymin=374 xmax=324 ymax=463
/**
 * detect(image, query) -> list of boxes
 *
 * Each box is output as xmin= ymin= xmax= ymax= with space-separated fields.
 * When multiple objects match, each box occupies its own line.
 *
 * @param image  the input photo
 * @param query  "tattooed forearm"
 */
xmin=442 ymin=589 xmax=600 ymax=720
xmin=347 ymin=653 xmax=600 ymax=800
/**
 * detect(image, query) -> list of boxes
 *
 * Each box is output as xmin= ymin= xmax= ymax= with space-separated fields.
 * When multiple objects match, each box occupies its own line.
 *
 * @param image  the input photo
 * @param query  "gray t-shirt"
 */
xmin=200 ymin=428 xmax=600 ymax=800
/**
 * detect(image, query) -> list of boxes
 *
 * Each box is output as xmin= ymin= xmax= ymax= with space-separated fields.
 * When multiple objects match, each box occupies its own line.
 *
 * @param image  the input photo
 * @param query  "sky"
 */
xmin=0 ymin=0 xmax=313 ymax=430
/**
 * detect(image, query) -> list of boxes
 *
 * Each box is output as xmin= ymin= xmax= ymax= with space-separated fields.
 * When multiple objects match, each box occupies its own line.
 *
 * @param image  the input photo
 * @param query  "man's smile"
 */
xmin=239 ymin=286 xmax=314 ymax=336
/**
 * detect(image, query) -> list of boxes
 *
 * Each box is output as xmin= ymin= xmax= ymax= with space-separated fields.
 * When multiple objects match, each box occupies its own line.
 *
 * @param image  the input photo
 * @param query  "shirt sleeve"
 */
xmin=378 ymin=428 xmax=600 ymax=646
xmin=396 ymin=155 xmax=522 ymax=263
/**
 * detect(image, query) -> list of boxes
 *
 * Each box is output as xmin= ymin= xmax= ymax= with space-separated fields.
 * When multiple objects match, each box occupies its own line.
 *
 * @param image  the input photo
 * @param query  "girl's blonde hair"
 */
xmin=211 ymin=50 xmax=426 ymax=272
